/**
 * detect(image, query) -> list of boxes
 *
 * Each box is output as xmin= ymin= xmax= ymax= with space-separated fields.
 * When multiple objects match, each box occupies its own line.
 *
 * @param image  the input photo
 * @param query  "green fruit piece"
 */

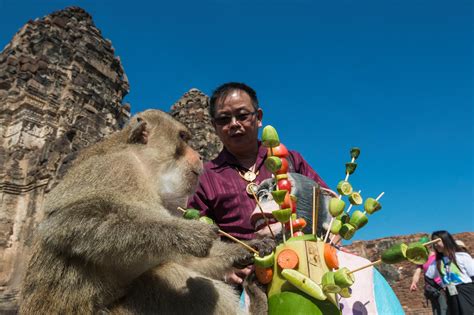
xmin=271 ymin=190 xmax=288 ymax=205
xmin=337 ymin=212 xmax=350 ymax=224
xmin=405 ymin=242 xmax=429 ymax=265
xmin=381 ymin=243 xmax=408 ymax=264
xmin=350 ymin=147 xmax=361 ymax=159
xmin=272 ymin=208 xmax=292 ymax=223
xmin=348 ymin=192 xmax=363 ymax=205
xmin=262 ymin=125 xmax=280 ymax=148
xmin=198 ymin=216 xmax=214 ymax=225
xmin=336 ymin=180 xmax=353 ymax=196
xmin=183 ymin=208 xmax=200 ymax=220
xmin=334 ymin=267 xmax=355 ymax=288
xmin=281 ymin=269 xmax=327 ymax=301
xmin=364 ymin=198 xmax=382 ymax=214
xmin=265 ymin=156 xmax=282 ymax=173
xmin=345 ymin=162 xmax=357 ymax=175
xmin=330 ymin=219 xmax=342 ymax=234
xmin=254 ymin=251 xmax=275 ymax=268
xmin=268 ymin=291 xmax=323 ymax=315
xmin=349 ymin=210 xmax=369 ymax=230
xmin=321 ymin=271 xmax=341 ymax=293
xmin=329 ymin=198 xmax=345 ymax=217
xmin=339 ymin=223 xmax=356 ymax=240
xmin=339 ymin=287 xmax=352 ymax=298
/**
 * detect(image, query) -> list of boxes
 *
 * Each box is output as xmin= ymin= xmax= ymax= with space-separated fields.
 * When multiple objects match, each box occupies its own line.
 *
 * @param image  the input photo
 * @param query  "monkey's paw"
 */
xmin=180 ymin=221 xmax=219 ymax=257
xmin=248 ymin=237 xmax=276 ymax=258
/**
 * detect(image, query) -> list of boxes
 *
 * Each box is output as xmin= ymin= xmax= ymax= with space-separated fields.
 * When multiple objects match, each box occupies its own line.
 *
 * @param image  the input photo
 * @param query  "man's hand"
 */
xmin=224 ymin=266 xmax=254 ymax=285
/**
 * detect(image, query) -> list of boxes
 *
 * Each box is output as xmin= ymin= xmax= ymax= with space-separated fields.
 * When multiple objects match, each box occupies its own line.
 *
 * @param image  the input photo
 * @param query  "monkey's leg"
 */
xmin=110 ymin=262 xmax=245 ymax=315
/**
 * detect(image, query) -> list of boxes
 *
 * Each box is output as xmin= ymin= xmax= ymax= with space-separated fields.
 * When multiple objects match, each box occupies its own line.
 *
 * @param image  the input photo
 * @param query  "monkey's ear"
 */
xmin=127 ymin=117 xmax=148 ymax=144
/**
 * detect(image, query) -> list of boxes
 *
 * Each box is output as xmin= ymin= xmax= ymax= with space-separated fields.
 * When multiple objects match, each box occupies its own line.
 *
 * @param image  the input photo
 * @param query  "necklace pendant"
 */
xmin=243 ymin=170 xmax=257 ymax=182
xmin=246 ymin=183 xmax=259 ymax=196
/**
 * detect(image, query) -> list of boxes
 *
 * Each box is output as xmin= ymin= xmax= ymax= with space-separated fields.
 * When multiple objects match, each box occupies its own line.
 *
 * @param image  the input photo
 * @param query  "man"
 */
xmin=188 ymin=82 xmax=328 ymax=283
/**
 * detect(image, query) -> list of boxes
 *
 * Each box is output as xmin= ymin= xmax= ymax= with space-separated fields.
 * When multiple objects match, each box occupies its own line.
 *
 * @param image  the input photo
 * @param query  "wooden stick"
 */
xmin=250 ymin=190 xmax=275 ymax=238
xmin=312 ymin=186 xmax=320 ymax=236
xmin=218 ymin=230 xmax=259 ymax=255
xmin=348 ymin=259 xmax=382 ymax=275
xmin=177 ymin=207 xmax=259 ymax=255
xmin=289 ymin=216 xmax=294 ymax=237
xmin=423 ymin=239 xmax=442 ymax=247
xmin=375 ymin=192 xmax=385 ymax=201
xmin=282 ymin=223 xmax=286 ymax=243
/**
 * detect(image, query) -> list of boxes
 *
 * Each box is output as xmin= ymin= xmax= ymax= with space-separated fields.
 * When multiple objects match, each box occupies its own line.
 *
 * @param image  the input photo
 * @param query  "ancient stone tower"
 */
xmin=170 ymin=88 xmax=222 ymax=162
xmin=0 ymin=7 xmax=130 ymax=310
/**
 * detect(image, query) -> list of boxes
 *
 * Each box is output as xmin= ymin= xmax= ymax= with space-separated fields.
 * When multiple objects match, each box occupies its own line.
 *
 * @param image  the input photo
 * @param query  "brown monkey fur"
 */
xmin=20 ymin=110 xmax=270 ymax=315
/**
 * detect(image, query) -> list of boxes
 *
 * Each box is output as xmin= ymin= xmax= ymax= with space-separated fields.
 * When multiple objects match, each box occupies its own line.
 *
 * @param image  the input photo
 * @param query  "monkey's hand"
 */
xmin=177 ymin=220 xmax=219 ymax=258
xmin=233 ymin=237 xmax=276 ymax=268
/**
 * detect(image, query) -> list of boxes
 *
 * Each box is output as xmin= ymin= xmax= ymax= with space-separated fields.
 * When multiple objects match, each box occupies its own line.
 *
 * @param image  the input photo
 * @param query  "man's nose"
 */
xmin=229 ymin=116 xmax=240 ymax=126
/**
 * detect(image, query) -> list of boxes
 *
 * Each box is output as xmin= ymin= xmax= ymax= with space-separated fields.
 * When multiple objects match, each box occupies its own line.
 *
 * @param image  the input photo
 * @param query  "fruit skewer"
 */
xmin=324 ymin=148 xmax=360 ymax=243
xmin=329 ymin=190 xmax=362 ymax=244
xmin=347 ymin=238 xmax=442 ymax=275
xmin=177 ymin=207 xmax=259 ymax=254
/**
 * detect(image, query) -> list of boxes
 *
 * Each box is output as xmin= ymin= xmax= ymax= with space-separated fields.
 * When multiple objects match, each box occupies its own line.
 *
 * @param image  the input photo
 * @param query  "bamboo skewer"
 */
xmin=289 ymin=216 xmax=294 ymax=236
xmin=250 ymin=190 xmax=275 ymax=238
xmin=312 ymin=186 xmax=320 ymax=236
xmin=423 ymin=239 xmax=442 ymax=247
xmin=177 ymin=207 xmax=259 ymax=255
xmin=330 ymin=190 xmax=361 ymax=244
xmin=348 ymin=259 xmax=382 ymax=275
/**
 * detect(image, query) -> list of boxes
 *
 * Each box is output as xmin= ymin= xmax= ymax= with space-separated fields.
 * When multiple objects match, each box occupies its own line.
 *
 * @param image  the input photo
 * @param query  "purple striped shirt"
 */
xmin=187 ymin=143 xmax=328 ymax=240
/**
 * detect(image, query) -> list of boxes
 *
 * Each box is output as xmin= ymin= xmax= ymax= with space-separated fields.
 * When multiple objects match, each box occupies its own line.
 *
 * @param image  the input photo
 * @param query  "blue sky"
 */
xmin=1 ymin=0 xmax=472 ymax=241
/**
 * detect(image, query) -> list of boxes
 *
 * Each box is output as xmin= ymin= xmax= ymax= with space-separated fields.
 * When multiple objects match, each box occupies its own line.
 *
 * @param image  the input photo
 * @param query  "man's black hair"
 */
xmin=209 ymin=82 xmax=259 ymax=118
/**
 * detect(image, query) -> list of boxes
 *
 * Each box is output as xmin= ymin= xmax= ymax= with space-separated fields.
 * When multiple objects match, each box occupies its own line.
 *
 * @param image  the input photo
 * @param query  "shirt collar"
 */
xmin=210 ymin=141 xmax=268 ymax=171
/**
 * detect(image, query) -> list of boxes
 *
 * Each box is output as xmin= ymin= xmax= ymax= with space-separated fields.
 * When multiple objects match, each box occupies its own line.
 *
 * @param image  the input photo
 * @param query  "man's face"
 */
xmin=212 ymin=90 xmax=262 ymax=156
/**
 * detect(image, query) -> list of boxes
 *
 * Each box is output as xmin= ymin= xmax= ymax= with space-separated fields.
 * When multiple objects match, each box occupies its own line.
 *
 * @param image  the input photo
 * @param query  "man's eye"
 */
xmin=236 ymin=113 xmax=250 ymax=120
xmin=214 ymin=116 xmax=231 ymax=125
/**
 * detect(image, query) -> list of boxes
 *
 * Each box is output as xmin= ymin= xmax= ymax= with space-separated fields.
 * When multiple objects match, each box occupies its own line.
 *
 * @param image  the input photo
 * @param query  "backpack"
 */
xmin=424 ymin=275 xmax=442 ymax=300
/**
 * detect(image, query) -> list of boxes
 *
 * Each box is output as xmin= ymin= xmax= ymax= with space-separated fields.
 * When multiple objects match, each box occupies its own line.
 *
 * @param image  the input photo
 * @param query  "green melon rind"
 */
xmin=183 ymin=209 xmax=200 ymax=220
xmin=329 ymin=198 xmax=345 ymax=217
xmin=321 ymin=272 xmax=341 ymax=293
xmin=349 ymin=210 xmax=369 ymax=230
xmin=350 ymin=147 xmax=361 ymax=159
xmin=333 ymin=267 xmax=355 ymax=288
xmin=254 ymin=252 xmax=275 ymax=268
xmin=330 ymin=220 xmax=342 ymax=234
xmin=271 ymin=190 xmax=288 ymax=205
xmin=265 ymin=156 xmax=283 ymax=173
xmin=348 ymin=192 xmax=363 ymax=205
xmin=405 ymin=242 xmax=429 ymax=265
xmin=381 ymin=243 xmax=408 ymax=264
xmin=345 ymin=162 xmax=357 ymax=175
xmin=272 ymin=208 xmax=292 ymax=223
xmin=339 ymin=287 xmax=352 ymax=298
xmin=364 ymin=198 xmax=382 ymax=214
xmin=337 ymin=181 xmax=353 ymax=196
xmin=339 ymin=223 xmax=356 ymax=240
xmin=262 ymin=125 xmax=280 ymax=148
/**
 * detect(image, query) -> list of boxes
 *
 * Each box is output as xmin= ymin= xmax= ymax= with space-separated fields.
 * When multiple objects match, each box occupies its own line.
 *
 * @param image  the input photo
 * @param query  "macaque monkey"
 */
xmin=20 ymin=110 xmax=272 ymax=314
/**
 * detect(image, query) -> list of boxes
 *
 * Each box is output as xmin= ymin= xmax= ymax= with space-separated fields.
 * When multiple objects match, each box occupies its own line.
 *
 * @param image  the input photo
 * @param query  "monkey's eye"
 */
xmin=179 ymin=131 xmax=190 ymax=143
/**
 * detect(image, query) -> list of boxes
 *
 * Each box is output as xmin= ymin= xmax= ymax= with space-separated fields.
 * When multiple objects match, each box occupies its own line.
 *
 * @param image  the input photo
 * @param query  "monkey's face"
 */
xmin=130 ymin=110 xmax=203 ymax=211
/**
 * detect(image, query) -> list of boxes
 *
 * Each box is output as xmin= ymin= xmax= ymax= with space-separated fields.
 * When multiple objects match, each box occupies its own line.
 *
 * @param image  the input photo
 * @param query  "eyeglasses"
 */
xmin=213 ymin=111 xmax=258 ymax=126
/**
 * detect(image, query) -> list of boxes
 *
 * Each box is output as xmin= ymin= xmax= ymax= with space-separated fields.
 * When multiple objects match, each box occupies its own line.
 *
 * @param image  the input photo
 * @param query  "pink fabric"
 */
xmin=423 ymin=253 xmax=441 ymax=285
xmin=187 ymin=142 xmax=327 ymax=239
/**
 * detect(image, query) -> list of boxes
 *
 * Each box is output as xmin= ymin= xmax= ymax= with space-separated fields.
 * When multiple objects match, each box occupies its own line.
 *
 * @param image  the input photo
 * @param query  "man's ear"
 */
xmin=257 ymin=108 xmax=263 ymax=128
xmin=127 ymin=117 xmax=149 ymax=144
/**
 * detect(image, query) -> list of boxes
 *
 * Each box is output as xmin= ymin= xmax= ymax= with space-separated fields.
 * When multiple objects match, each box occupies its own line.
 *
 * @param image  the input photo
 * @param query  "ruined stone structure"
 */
xmin=170 ymin=88 xmax=222 ymax=162
xmin=347 ymin=232 xmax=474 ymax=315
xmin=0 ymin=7 xmax=130 ymax=311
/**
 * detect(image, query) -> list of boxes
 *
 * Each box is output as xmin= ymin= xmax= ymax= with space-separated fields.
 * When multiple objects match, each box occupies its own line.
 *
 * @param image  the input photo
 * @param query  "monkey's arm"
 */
xmin=182 ymin=238 xmax=275 ymax=280
xmin=39 ymin=202 xmax=218 ymax=270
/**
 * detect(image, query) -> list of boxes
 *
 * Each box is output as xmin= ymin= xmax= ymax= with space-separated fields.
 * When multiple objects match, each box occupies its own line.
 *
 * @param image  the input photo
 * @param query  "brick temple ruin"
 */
xmin=0 ymin=6 xmax=472 ymax=313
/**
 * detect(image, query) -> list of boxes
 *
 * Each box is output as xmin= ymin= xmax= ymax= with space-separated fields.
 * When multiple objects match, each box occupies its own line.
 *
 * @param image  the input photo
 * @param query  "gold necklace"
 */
xmin=237 ymin=164 xmax=259 ymax=195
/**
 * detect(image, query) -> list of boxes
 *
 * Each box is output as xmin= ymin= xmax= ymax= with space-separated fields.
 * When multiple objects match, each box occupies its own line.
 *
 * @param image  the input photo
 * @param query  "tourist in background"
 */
xmin=426 ymin=230 xmax=474 ymax=315
xmin=410 ymin=236 xmax=447 ymax=315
